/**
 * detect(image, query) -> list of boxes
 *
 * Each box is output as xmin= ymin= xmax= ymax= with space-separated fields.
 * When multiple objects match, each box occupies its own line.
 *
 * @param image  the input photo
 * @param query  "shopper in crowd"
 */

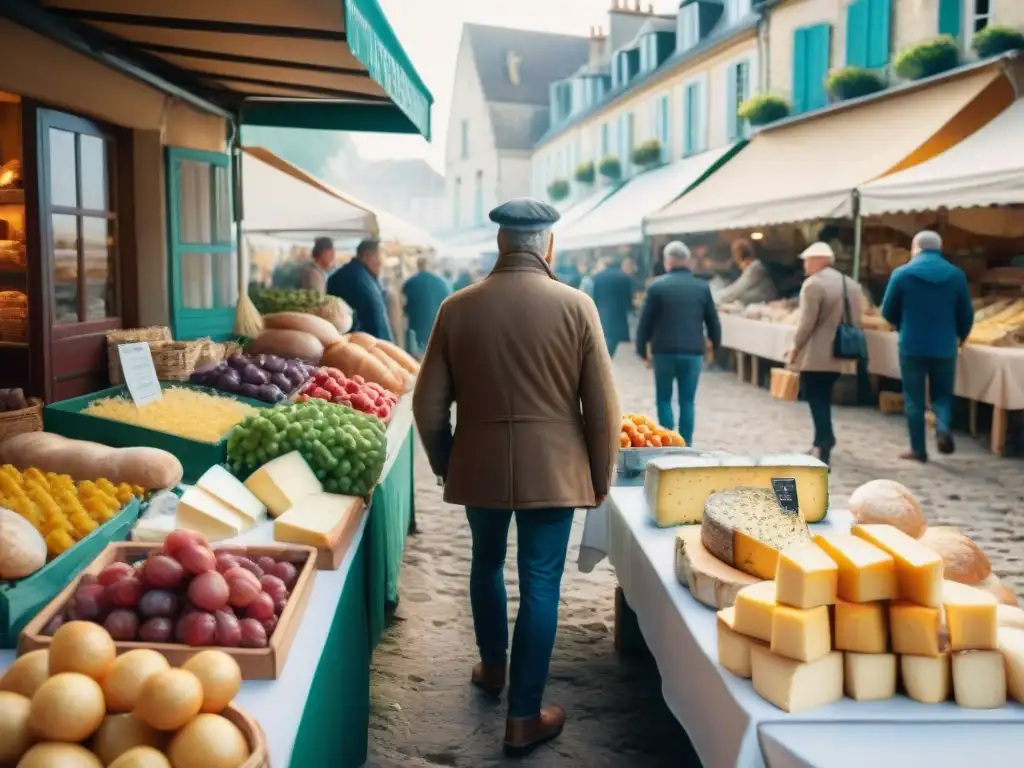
xmin=413 ymin=198 xmax=619 ymax=757
xmin=402 ymin=256 xmax=451 ymax=356
xmin=784 ymin=242 xmax=862 ymax=466
xmin=296 ymin=236 xmax=335 ymax=294
xmin=578 ymin=259 xmax=601 ymax=297
xmin=326 ymin=238 xmax=394 ymax=342
xmin=881 ymin=230 xmax=974 ymax=461
xmin=591 ymin=256 xmax=636 ymax=358
xmin=635 ymin=240 xmax=720 ymax=445
xmin=715 ymin=238 xmax=778 ymax=305
xmin=452 ymin=267 xmax=473 ymax=292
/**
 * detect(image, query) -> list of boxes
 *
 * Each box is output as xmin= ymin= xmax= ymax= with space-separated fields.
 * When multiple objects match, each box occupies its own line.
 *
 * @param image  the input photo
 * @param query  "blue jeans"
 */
xmin=900 ymin=354 xmax=956 ymax=456
xmin=466 ymin=507 xmax=574 ymax=718
xmin=652 ymin=354 xmax=703 ymax=445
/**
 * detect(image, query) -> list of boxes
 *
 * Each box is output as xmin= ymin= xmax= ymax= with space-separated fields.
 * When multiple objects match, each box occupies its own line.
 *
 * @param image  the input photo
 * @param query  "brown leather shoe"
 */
xmin=470 ymin=661 xmax=506 ymax=696
xmin=504 ymin=705 xmax=566 ymax=757
xmin=899 ymin=450 xmax=928 ymax=463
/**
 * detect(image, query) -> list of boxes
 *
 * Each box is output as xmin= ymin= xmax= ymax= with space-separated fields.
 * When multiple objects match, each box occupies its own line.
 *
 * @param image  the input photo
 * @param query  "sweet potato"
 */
xmin=262 ymin=312 xmax=342 ymax=346
xmin=248 ymin=328 xmax=324 ymax=363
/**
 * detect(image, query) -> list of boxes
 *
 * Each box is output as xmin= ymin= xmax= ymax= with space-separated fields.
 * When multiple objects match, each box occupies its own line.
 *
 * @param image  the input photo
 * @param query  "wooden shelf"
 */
xmin=0 ymin=341 xmax=27 ymax=349
xmin=0 ymin=189 xmax=24 ymax=205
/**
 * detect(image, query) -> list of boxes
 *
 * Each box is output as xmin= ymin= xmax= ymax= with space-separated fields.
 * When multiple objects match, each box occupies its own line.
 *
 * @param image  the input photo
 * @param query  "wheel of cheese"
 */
xmin=848 ymin=479 xmax=926 ymax=538
xmin=918 ymin=526 xmax=991 ymax=584
xmin=998 ymin=604 xmax=1024 ymax=631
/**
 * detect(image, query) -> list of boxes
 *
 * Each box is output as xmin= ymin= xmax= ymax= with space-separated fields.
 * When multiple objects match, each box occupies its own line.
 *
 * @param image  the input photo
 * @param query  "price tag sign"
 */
xmin=771 ymin=477 xmax=800 ymax=515
xmin=117 ymin=342 xmax=163 ymax=407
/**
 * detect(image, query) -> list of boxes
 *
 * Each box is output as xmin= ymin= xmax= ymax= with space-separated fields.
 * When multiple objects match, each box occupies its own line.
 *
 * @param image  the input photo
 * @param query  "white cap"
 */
xmin=799 ymin=241 xmax=835 ymax=261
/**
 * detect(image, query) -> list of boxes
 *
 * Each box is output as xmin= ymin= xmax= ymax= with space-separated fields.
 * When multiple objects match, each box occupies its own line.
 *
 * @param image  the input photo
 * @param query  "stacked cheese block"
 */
xmin=716 ymin=522 xmax=1020 ymax=712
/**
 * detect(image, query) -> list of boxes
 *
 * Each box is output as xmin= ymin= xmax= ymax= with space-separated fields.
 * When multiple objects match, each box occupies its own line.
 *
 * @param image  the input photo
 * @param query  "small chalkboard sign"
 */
xmin=771 ymin=477 xmax=799 ymax=515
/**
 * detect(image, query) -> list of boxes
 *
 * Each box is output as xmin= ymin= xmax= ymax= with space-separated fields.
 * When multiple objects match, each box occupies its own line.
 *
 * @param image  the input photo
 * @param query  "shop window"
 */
xmin=726 ymin=60 xmax=750 ymax=142
xmin=167 ymin=147 xmax=236 ymax=341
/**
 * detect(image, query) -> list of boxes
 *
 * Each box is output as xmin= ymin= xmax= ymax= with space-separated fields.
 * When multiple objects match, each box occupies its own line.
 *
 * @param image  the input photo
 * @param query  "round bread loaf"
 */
xmin=919 ymin=526 xmax=991 ymax=584
xmin=848 ymin=479 xmax=926 ymax=538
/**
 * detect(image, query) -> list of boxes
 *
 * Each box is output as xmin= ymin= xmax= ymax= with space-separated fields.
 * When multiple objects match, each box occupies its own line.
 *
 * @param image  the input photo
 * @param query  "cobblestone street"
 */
xmin=366 ymin=352 xmax=1024 ymax=768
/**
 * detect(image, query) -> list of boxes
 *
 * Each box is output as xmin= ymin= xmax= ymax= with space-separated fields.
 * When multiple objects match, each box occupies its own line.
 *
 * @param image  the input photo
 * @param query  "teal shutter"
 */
xmin=938 ymin=0 xmax=961 ymax=38
xmin=166 ymin=147 xmax=236 ymax=341
xmin=684 ymin=85 xmax=696 ymax=156
xmin=866 ymin=0 xmax=891 ymax=68
xmin=807 ymin=24 xmax=831 ymax=111
xmin=793 ymin=28 xmax=810 ymax=113
xmin=726 ymin=64 xmax=739 ymax=141
xmin=845 ymin=0 xmax=869 ymax=67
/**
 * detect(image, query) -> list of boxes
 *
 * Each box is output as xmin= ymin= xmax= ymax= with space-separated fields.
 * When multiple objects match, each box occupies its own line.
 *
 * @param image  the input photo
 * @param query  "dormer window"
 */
xmin=612 ymin=49 xmax=640 ymax=89
xmin=549 ymin=80 xmax=573 ymax=124
xmin=677 ymin=4 xmax=699 ymax=51
xmin=723 ymin=0 xmax=752 ymax=25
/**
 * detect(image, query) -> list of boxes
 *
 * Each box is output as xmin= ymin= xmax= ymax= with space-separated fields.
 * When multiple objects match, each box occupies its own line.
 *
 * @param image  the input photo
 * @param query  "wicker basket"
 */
xmin=107 ymin=327 xmax=172 ymax=384
xmin=0 ymin=398 xmax=42 ymax=442
xmin=307 ymin=297 xmax=353 ymax=332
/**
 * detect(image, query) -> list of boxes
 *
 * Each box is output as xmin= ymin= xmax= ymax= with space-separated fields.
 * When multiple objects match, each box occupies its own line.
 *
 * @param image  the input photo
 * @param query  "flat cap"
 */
xmin=489 ymin=197 xmax=560 ymax=232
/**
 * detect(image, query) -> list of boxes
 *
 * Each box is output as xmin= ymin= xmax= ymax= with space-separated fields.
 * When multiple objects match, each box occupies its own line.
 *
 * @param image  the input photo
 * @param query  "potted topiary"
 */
xmin=738 ymin=94 xmax=791 ymax=127
xmin=547 ymin=178 xmax=570 ymax=202
xmin=574 ymin=161 xmax=596 ymax=185
xmin=827 ymin=67 xmax=887 ymax=101
xmin=631 ymin=139 xmax=663 ymax=169
xmin=894 ymin=36 xmax=961 ymax=81
xmin=972 ymin=26 xmax=1024 ymax=58
xmin=598 ymin=155 xmax=622 ymax=182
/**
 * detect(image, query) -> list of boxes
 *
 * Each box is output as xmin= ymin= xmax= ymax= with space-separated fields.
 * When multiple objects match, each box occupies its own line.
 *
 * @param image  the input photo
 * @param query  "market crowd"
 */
xmin=279 ymin=196 xmax=974 ymax=758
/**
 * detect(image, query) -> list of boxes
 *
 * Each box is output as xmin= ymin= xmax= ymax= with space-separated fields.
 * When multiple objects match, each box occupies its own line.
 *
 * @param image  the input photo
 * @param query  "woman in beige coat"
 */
xmin=784 ymin=242 xmax=862 ymax=465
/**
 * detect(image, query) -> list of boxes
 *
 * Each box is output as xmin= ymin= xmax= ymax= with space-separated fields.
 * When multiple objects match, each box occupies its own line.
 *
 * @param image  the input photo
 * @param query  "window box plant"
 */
xmin=631 ymin=139 xmax=663 ymax=169
xmin=547 ymin=178 xmax=570 ymax=202
xmin=574 ymin=161 xmax=596 ymax=185
xmin=598 ymin=156 xmax=622 ymax=182
xmin=894 ymin=36 xmax=960 ymax=81
xmin=737 ymin=94 xmax=791 ymax=127
xmin=972 ymin=26 xmax=1024 ymax=58
xmin=827 ymin=67 xmax=887 ymax=102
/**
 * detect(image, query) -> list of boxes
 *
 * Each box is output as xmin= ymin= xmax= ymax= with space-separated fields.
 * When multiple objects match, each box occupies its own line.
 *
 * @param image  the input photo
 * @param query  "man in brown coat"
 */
xmin=784 ymin=242 xmax=862 ymax=465
xmin=413 ymin=198 xmax=621 ymax=757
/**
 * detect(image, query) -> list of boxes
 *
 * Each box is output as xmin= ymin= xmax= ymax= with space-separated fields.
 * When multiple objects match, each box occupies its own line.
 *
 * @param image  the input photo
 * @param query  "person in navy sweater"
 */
xmin=326 ymin=238 xmax=394 ymax=342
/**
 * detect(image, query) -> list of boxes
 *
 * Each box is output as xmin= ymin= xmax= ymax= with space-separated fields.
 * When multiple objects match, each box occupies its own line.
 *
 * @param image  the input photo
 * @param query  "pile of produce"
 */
xmin=297 ymin=367 xmax=398 ymax=422
xmin=84 ymin=388 xmax=258 ymax=445
xmin=0 ymin=466 xmax=141 ymax=566
xmin=250 ymin=287 xmax=333 ymax=315
xmin=620 ymin=413 xmax=686 ymax=449
xmin=321 ymin=333 xmax=417 ymax=394
xmin=43 ymin=530 xmax=300 ymax=648
xmin=190 ymin=353 xmax=314 ymax=404
xmin=0 ymin=622 xmax=254 ymax=767
xmin=0 ymin=434 xmax=184 ymax=491
xmin=227 ymin=398 xmax=386 ymax=497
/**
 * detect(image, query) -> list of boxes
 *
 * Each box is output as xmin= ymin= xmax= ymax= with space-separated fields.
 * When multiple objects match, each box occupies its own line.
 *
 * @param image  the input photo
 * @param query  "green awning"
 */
xmin=38 ymin=0 xmax=433 ymax=138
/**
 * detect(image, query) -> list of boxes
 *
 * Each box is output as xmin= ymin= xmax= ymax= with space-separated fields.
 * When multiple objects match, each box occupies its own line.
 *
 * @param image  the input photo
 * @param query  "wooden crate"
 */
xmin=878 ymin=391 xmax=905 ymax=414
xmin=19 ymin=542 xmax=317 ymax=680
xmin=769 ymin=368 xmax=800 ymax=401
xmin=226 ymin=704 xmax=271 ymax=768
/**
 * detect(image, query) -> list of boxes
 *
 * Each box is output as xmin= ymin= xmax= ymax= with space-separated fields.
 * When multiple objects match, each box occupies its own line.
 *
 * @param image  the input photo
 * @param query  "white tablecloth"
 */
xmin=581 ymin=487 xmax=1024 ymax=768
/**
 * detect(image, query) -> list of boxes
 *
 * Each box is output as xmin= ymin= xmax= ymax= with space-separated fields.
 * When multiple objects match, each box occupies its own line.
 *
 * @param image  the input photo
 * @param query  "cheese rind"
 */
xmin=951 ymin=650 xmax=1006 ymax=708
xmin=943 ymin=580 xmax=998 ymax=650
xmin=812 ymin=534 xmax=896 ymax=602
xmin=273 ymin=492 xmax=363 ymax=550
xmin=750 ymin=647 xmax=843 ymax=713
xmin=644 ymin=453 xmax=829 ymax=526
xmin=774 ymin=542 xmax=838 ymax=609
xmin=244 ymin=452 xmax=323 ymax=517
xmin=702 ymin=488 xmax=810 ymax=580
xmin=716 ymin=606 xmax=767 ymax=678
xmin=196 ymin=464 xmax=267 ymax=524
xmin=176 ymin=487 xmax=250 ymax=541
xmin=901 ymin=653 xmax=951 ymax=703
xmin=844 ymin=652 xmax=897 ymax=701
xmin=889 ymin=601 xmax=946 ymax=657
xmin=850 ymin=523 xmax=942 ymax=606
xmin=770 ymin=604 xmax=831 ymax=663
xmin=733 ymin=581 xmax=777 ymax=642
xmin=834 ymin=599 xmax=888 ymax=653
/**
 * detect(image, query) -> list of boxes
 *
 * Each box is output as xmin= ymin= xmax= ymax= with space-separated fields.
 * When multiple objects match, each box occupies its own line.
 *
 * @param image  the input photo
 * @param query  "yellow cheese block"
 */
xmin=844 ymin=652 xmax=897 ymax=701
xmin=196 ymin=464 xmax=267 ymax=525
xmin=274 ymin=493 xmax=364 ymax=550
xmin=774 ymin=541 xmax=838 ymax=609
xmin=850 ymin=523 xmax=942 ymax=607
xmin=702 ymin=488 xmax=811 ymax=580
xmin=770 ymin=604 xmax=831 ymax=663
xmin=951 ymin=650 xmax=1006 ymax=708
xmin=943 ymin=580 xmax=998 ymax=650
xmin=176 ymin=487 xmax=251 ymax=541
xmin=889 ymin=601 xmax=946 ymax=657
xmin=900 ymin=653 xmax=951 ymax=703
xmin=244 ymin=451 xmax=323 ymax=517
xmin=750 ymin=647 xmax=843 ymax=713
xmin=716 ymin=606 xmax=767 ymax=678
xmin=997 ymin=626 xmax=1024 ymax=703
xmin=733 ymin=581 xmax=777 ymax=642
xmin=834 ymin=598 xmax=888 ymax=653
xmin=813 ymin=533 xmax=896 ymax=602
xmin=644 ymin=453 xmax=829 ymax=526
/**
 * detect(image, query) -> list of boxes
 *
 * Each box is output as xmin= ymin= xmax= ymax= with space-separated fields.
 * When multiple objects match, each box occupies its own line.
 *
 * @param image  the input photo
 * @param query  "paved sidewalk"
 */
xmin=366 ymin=353 xmax=1023 ymax=767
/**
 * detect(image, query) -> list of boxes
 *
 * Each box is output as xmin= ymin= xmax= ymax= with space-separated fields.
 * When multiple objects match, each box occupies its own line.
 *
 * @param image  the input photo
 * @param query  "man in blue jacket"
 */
xmin=326 ymin=238 xmax=394 ymax=342
xmin=591 ymin=256 xmax=636 ymax=357
xmin=881 ymin=230 xmax=973 ymax=462
xmin=635 ymin=241 xmax=721 ymax=445
xmin=402 ymin=256 xmax=451 ymax=356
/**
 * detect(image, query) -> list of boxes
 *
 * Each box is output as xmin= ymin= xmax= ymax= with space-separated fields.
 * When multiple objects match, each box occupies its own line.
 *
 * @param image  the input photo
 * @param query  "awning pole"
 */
xmin=851 ymin=190 xmax=862 ymax=282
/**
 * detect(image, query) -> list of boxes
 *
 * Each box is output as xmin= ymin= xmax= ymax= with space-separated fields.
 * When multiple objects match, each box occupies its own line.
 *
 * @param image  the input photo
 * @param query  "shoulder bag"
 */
xmin=833 ymin=272 xmax=867 ymax=360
